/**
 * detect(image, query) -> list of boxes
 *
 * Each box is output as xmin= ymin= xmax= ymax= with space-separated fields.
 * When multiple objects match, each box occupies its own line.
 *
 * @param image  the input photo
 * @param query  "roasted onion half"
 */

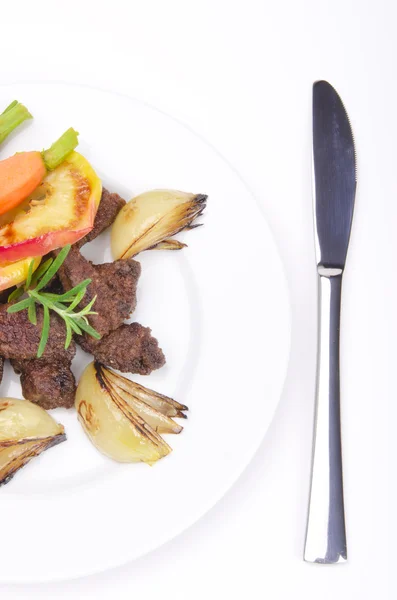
xmin=111 ymin=189 xmax=207 ymax=259
xmin=76 ymin=362 xmax=188 ymax=465
xmin=0 ymin=397 xmax=66 ymax=486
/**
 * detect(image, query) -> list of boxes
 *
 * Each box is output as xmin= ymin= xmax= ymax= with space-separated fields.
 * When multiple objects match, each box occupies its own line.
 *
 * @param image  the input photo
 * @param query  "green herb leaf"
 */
xmin=28 ymin=301 xmax=37 ymax=325
xmin=30 ymin=258 xmax=53 ymax=286
xmin=8 ymin=286 xmax=25 ymax=303
xmin=76 ymin=318 xmax=101 ymax=339
xmin=29 ymin=291 xmax=52 ymax=309
xmin=34 ymin=245 xmax=71 ymax=292
xmin=7 ymin=297 xmax=34 ymax=313
xmin=6 ymin=244 xmax=100 ymax=357
xmin=25 ymin=259 xmax=35 ymax=290
xmin=64 ymin=321 xmax=73 ymax=350
xmin=44 ymin=278 xmax=91 ymax=304
xmin=68 ymin=319 xmax=83 ymax=335
xmin=37 ymin=305 xmax=50 ymax=358
xmin=65 ymin=286 xmax=88 ymax=312
xmin=74 ymin=294 xmax=97 ymax=316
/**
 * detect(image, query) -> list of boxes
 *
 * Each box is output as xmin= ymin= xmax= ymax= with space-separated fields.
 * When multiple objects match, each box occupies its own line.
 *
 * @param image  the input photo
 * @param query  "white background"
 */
xmin=0 ymin=0 xmax=395 ymax=598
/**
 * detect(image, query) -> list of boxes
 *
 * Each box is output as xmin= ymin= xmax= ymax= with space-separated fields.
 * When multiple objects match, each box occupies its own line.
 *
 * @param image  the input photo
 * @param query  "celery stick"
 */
xmin=0 ymin=101 xmax=32 ymax=145
xmin=42 ymin=128 xmax=79 ymax=170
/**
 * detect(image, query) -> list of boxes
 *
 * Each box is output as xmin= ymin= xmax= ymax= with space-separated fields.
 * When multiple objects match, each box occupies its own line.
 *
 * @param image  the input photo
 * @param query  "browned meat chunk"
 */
xmin=0 ymin=190 xmax=134 ymax=406
xmin=6 ymin=307 xmax=77 ymax=409
xmin=57 ymin=247 xmax=165 ymax=374
xmin=75 ymin=188 xmax=126 ymax=248
xmin=0 ymin=356 xmax=4 ymax=385
xmin=11 ymin=359 xmax=76 ymax=410
xmin=0 ymin=306 xmax=75 ymax=362
xmin=57 ymin=247 xmax=141 ymax=337
xmin=0 ymin=289 xmax=12 ymax=304
xmin=79 ymin=323 xmax=165 ymax=374
xmin=43 ymin=273 xmax=64 ymax=295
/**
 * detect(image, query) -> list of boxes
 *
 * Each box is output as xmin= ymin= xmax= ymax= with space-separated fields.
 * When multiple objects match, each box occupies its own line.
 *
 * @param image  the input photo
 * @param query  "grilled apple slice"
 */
xmin=0 ymin=152 xmax=102 ymax=264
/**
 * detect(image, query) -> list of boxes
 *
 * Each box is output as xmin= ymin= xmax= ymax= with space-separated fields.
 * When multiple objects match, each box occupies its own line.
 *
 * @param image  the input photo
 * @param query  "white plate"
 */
xmin=0 ymin=83 xmax=290 ymax=583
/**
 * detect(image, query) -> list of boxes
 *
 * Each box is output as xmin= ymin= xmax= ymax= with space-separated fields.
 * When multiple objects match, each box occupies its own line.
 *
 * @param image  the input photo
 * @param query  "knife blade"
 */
xmin=313 ymin=80 xmax=357 ymax=269
xmin=304 ymin=81 xmax=357 ymax=564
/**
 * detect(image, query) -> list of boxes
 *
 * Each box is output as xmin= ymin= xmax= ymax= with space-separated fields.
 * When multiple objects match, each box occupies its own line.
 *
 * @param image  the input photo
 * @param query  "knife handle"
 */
xmin=304 ymin=270 xmax=347 ymax=564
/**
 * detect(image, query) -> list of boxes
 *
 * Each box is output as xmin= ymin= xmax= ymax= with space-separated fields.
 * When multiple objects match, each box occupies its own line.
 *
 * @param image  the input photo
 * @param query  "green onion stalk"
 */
xmin=0 ymin=100 xmax=32 ymax=145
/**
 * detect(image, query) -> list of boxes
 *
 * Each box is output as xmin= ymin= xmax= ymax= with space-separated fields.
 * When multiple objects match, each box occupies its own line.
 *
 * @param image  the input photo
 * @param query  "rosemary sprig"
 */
xmin=7 ymin=245 xmax=101 ymax=358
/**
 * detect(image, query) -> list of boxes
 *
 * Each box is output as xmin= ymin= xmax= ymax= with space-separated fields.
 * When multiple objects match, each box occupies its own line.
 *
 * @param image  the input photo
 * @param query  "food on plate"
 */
xmin=80 ymin=323 xmax=165 ymax=374
xmin=0 ymin=397 xmax=65 ymax=486
xmin=41 ymin=272 xmax=64 ymax=295
xmin=7 ymin=245 xmax=100 ymax=357
xmin=0 ymin=101 xmax=207 ymax=484
xmin=0 ymin=100 xmax=32 ymax=146
xmin=56 ymin=246 xmax=165 ymax=374
xmin=152 ymin=239 xmax=187 ymax=250
xmin=2 ymin=199 xmax=163 ymax=409
xmin=57 ymin=245 xmax=140 ymax=337
xmin=41 ymin=128 xmax=79 ymax=171
xmin=0 ymin=300 xmax=77 ymax=409
xmin=76 ymin=362 xmax=187 ymax=464
xmin=111 ymin=189 xmax=207 ymax=259
xmin=75 ymin=188 xmax=126 ymax=248
xmin=0 ymin=151 xmax=102 ymax=264
xmin=0 ymin=303 xmax=77 ymax=362
xmin=0 ymin=128 xmax=78 ymax=217
xmin=0 ymin=152 xmax=45 ymax=215
xmin=0 ymin=255 xmax=41 ymax=291
xmin=98 ymin=365 xmax=187 ymax=421
xmin=11 ymin=358 xmax=76 ymax=410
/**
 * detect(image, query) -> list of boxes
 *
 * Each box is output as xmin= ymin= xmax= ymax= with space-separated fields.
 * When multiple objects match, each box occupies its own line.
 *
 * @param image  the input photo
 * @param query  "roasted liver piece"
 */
xmin=0 ymin=306 xmax=75 ymax=362
xmin=79 ymin=323 xmax=165 ymax=374
xmin=58 ymin=248 xmax=165 ymax=375
xmin=0 ymin=306 xmax=76 ymax=410
xmin=2 ymin=188 xmax=165 ymax=407
xmin=57 ymin=246 xmax=141 ymax=337
xmin=11 ymin=358 xmax=76 ymax=410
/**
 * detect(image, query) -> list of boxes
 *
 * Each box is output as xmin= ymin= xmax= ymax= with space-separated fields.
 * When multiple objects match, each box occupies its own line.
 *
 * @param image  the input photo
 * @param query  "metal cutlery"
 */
xmin=304 ymin=80 xmax=357 ymax=564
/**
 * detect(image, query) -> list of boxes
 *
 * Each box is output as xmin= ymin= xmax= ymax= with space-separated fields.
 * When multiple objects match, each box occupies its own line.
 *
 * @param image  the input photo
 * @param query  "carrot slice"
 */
xmin=0 ymin=128 xmax=79 ymax=217
xmin=0 ymin=152 xmax=46 ymax=216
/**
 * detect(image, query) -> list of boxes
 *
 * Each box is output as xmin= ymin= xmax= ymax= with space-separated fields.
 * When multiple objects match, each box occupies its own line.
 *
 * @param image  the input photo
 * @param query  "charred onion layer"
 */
xmin=0 ymin=397 xmax=66 ymax=486
xmin=111 ymin=189 xmax=207 ymax=259
xmin=76 ymin=362 xmax=187 ymax=465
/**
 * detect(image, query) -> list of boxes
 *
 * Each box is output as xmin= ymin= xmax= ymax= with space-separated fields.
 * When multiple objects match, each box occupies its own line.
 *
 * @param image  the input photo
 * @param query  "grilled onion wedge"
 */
xmin=0 ymin=397 xmax=65 ymax=486
xmin=76 ymin=362 xmax=188 ymax=464
xmin=111 ymin=189 xmax=206 ymax=259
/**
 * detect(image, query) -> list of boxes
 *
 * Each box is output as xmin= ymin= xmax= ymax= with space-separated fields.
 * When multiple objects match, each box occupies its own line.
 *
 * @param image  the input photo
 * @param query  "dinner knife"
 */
xmin=304 ymin=81 xmax=357 ymax=564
